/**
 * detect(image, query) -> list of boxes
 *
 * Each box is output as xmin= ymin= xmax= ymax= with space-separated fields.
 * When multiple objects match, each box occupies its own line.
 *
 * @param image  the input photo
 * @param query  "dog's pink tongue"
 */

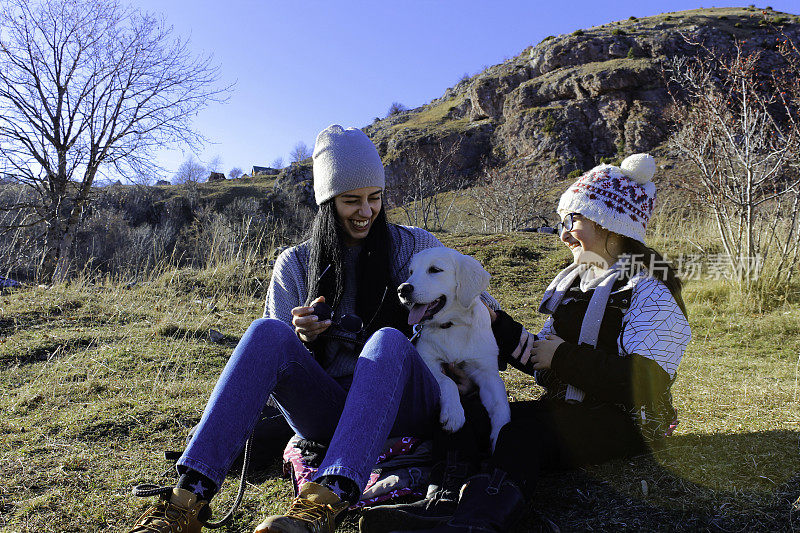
xmin=408 ymin=304 xmax=427 ymax=325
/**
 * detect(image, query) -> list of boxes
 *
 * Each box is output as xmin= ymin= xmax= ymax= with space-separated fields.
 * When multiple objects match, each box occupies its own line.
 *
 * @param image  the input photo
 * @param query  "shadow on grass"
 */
xmin=156 ymin=324 xmax=241 ymax=349
xmin=0 ymin=336 xmax=99 ymax=368
xmin=519 ymin=429 xmax=800 ymax=532
xmin=199 ymin=428 xmax=800 ymax=532
xmin=133 ymin=424 xmax=799 ymax=532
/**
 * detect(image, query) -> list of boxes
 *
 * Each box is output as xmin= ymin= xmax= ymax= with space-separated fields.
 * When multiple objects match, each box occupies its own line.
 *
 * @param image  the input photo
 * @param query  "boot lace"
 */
xmin=130 ymin=437 xmax=252 ymax=529
xmin=283 ymin=496 xmax=339 ymax=531
xmin=132 ymin=491 xmax=194 ymax=532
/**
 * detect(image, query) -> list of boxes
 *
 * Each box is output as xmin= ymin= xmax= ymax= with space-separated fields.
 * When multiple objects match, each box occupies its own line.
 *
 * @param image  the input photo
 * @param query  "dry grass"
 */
xmin=1 ymin=232 xmax=798 ymax=532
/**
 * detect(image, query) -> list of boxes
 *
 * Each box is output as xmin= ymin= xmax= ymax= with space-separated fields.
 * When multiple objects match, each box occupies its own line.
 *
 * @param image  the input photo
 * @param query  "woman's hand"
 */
xmin=530 ymin=334 xmax=565 ymax=370
xmin=291 ymin=296 xmax=332 ymax=343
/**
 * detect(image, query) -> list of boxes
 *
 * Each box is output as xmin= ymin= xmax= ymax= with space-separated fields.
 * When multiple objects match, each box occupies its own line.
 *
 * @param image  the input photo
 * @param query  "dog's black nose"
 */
xmin=398 ymin=283 xmax=413 ymax=298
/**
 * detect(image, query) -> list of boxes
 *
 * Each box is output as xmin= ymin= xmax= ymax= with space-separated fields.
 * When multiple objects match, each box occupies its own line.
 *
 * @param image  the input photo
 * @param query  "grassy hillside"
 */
xmin=1 ymin=232 xmax=799 ymax=532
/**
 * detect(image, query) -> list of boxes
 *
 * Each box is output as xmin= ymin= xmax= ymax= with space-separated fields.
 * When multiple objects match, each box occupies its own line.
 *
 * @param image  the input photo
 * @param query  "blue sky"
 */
xmin=128 ymin=0 xmax=799 ymax=180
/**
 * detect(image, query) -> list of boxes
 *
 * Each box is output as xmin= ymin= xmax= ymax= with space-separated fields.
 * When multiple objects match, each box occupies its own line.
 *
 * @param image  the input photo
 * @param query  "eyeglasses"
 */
xmin=556 ymin=213 xmax=580 ymax=235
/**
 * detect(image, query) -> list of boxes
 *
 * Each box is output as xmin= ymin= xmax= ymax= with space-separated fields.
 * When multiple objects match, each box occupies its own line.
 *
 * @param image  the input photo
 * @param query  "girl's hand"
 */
xmin=481 ymin=301 xmax=497 ymax=323
xmin=291 ymin=296 xmax=332 ymax=343
xmin=443 ymin=362 xmax=477 ymax=397
xmin=530 ymin=334 xmax=565 ymax=370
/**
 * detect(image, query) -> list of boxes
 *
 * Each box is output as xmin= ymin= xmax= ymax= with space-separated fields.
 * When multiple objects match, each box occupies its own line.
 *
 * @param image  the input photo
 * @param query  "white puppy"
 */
xmin=398 ymin=247 xmax=511 ymax=446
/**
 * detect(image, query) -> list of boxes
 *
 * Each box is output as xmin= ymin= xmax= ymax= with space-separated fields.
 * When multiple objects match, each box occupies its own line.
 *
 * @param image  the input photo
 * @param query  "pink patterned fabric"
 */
xmin=282 ymin=436 xmax=426 ymax=509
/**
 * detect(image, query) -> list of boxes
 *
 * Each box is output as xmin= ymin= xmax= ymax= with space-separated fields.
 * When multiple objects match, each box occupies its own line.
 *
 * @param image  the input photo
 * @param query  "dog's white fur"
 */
xmin=399 ymin=247 xmax=511 ymax=446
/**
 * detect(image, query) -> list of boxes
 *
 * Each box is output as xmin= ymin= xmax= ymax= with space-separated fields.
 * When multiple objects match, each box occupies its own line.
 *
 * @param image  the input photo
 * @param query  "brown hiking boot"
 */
xmin=129 ymin=487 xmax=210 ymax=533
xmin=254 ymin=481 xmax=349 ymax=533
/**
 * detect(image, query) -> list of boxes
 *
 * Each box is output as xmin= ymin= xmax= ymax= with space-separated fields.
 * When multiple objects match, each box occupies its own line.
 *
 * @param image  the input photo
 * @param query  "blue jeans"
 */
xmin=177 ymin=319 xmax=441 ymax=490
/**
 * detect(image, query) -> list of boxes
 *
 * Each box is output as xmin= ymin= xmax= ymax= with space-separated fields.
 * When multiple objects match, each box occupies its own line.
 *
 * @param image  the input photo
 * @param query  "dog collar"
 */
xmin=409 ymin=321 xmax=454 ymax=345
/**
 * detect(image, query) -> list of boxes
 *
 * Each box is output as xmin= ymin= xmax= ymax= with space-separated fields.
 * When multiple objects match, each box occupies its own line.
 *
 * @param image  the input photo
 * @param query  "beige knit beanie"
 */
xmin=312 ymin=125 xmax=385 ymax=205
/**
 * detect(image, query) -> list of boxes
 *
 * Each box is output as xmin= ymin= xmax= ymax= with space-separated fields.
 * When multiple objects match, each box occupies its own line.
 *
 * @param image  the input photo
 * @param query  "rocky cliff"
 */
xmin=279 ymin=7 xmax=800 ymax=205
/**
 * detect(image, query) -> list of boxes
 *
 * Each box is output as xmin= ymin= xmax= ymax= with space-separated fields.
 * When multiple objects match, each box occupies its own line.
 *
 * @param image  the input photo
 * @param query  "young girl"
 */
xmin=367 ymin=154 xmax=691 ymax=533
xmin=128 ymin=124 xmax=498 ymax=533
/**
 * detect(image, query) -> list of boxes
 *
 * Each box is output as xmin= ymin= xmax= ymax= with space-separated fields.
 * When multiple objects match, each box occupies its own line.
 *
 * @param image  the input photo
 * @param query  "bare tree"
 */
xmin=271 ymin=157 xmax=284 ymax=169
xmin=0 ymin=0 xmax=227 ymax=281
xmin=206 ymin=154 xmax=223 ymax=173
xmin=290 ymin=142 xmax=312 ymax=163
xmin=666 ymin=38 xmax=800 ymax=284
xmin=228 ymin=167 xmax=243 ymax=180
xmin=385 ymin=138 xmax=467 ymax=231
xmin=387 ymin=102 xmax=407 ymax=117
xmin=173 ymin=157 xmax=206 ymax=184
xmin=466 ymin=152 xmax=555 ymax=233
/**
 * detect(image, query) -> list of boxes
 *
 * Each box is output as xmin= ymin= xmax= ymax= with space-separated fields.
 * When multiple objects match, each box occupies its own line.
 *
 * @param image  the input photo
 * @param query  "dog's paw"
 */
xmin=439 ymin=401 xmax=466 ymax=433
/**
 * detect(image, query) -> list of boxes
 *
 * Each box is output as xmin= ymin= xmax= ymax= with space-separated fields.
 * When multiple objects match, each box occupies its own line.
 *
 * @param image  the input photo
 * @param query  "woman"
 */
xmin=128 ymin=124 xmax=498 ymax=533
xmin=365 ymin=154 xmax=691 ymax=533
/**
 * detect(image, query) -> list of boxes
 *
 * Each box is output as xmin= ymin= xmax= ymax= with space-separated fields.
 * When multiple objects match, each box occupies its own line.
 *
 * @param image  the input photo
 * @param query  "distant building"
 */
xmin=251 ymin=166 xmax=280 ymax=176
xmin=155 ymin=180 xmax=171 ymax=186
xmin=208 ymin=172 xmax=226 ymax=182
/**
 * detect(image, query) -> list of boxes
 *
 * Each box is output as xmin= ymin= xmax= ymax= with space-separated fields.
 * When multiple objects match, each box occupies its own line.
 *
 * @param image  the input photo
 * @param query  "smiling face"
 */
xmin=559 ymin=212 xmax=619 ymax=267
xmin=333 ymin=186 xmax=383 ymax=246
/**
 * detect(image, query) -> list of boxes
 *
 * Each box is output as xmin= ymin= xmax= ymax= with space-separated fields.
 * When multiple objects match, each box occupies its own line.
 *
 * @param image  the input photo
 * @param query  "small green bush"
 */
xmin=612 ymin=28 xmax=626 ymax=35
xmin=735 ymin=22 xmax=743 ymax=27
xmin=627 ymin=47 xmax=636 ymax=59
xmin=572 ymin=29 xmax=584 ymax=36
xmin=542 ymin=35 xmax=555 ymax=42
xmin=629 ymin=16 xmax=638 ymax=21
xmin=774 ymin=16 xmax=789 ymax=24
xmin=567 ymin=169 xmax=583 ymax=180
xmin=542 ymin=113 xmax=556 ymax=134
xmin=664 ymin=15 xmax=673 ymax=21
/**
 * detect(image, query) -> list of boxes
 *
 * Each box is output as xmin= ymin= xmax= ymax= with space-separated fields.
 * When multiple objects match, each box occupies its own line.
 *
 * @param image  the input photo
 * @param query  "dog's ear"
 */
xmin=455 ymin=252 xmax=491 ymax=307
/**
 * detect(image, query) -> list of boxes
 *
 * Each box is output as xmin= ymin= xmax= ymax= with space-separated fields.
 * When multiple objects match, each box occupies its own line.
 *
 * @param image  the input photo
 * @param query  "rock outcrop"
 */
xmin=276 ymin=7 xmax=799 ymax=205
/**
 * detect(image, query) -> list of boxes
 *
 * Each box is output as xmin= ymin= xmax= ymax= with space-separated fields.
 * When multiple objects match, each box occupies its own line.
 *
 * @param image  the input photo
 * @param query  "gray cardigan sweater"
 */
xmin=264 ymin=224 xmax=499 ymax=377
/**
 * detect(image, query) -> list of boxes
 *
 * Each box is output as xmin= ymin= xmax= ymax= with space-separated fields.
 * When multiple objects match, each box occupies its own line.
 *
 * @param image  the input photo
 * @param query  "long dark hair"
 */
xmin=306 ymin=201 xmax=410 ymax=340
xmin=620 ymin=236 xmax=688 ymax=318
xmin=306 ymin=201 xmax=345 ymax=309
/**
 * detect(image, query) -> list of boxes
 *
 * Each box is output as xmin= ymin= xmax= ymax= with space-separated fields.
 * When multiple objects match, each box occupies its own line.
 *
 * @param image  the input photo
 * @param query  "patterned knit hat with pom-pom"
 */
xmin=557 ymin=153 xmax=657 ymax=243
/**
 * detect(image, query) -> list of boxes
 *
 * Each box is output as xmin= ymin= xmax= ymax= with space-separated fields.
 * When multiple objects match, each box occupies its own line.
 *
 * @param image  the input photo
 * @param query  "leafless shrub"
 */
xmin=387 ymin=102 xmax=407 ymax=117
xmin=466 ymin=155 xmax=555 ymax=233
xmin=0 ymin=0 xmax=228 ymax=282
xmin=666 ymin=37 xmax=800 ymax=286
xmin=386 ymin=138 xmax=468 ymax=231
xmin=173 ymin=158 xmax=207 ymax=185
xmin=290 ymin=142 xmax=312 ymax=163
